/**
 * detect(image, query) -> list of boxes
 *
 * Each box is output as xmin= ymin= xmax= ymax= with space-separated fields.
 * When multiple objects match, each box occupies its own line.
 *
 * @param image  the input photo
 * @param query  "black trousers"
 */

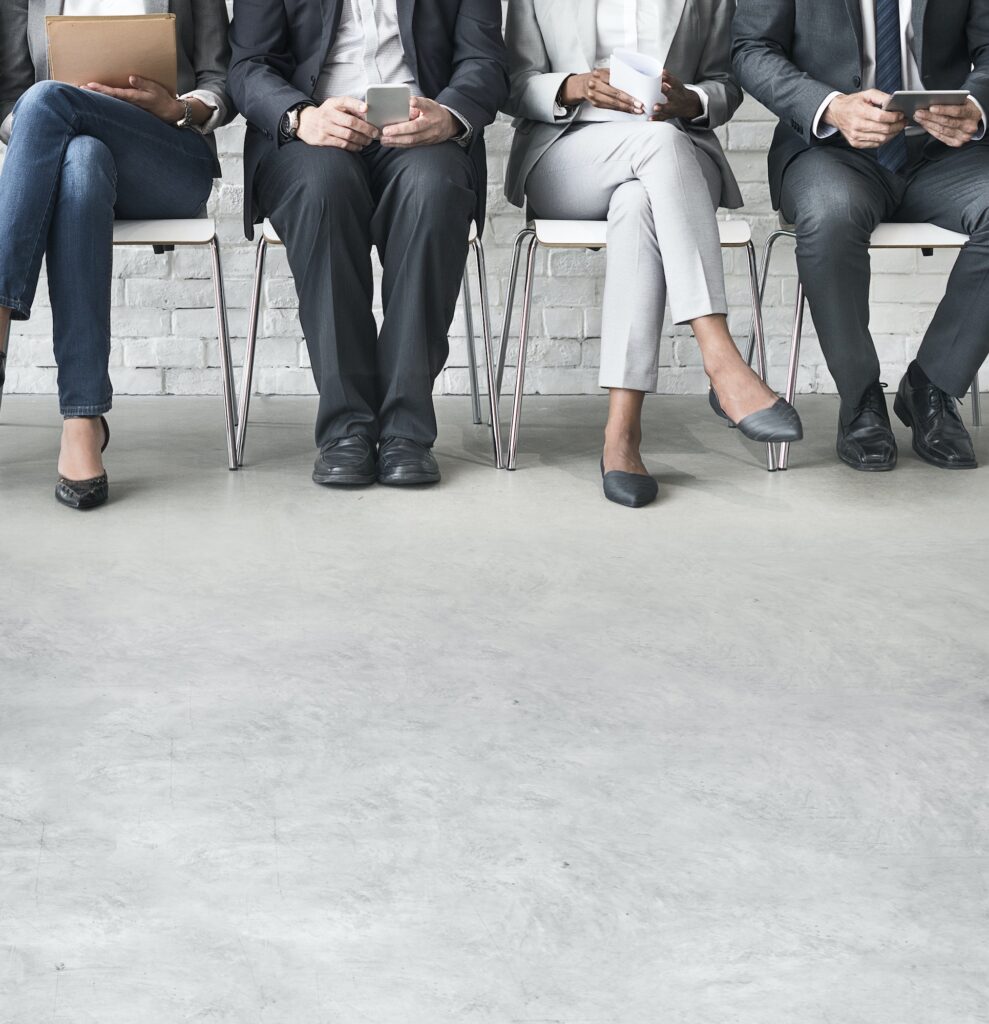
xmin=780 ymin=138 xmax=989 ymax=411
xmin=255 ymin=140 xmax=476 ymax=447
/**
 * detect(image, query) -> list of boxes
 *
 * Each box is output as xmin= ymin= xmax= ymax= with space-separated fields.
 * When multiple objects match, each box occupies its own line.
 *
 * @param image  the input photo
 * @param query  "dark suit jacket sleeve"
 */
xmin=963 ymin=0 xmax=989 ymax=117
xmin=434 ymin=0 xmax=510 ymax=132
xmin=189 ymin=0 xmax=236 ymax=127
xmin=228 ymin=0 xmax=314 ymax=143
xmin=731 ymin=0 xmax=838 ymax=142
xmin=0 ymin=0 xmax=35 ymax=144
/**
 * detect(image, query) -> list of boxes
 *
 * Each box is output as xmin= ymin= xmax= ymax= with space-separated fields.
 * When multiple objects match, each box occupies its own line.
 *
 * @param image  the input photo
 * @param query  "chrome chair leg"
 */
xmin=0 ymin=315 xmax=9 ymax=416
xmin=209 ymin=235 xmax=238 ymax=471
xmin=745 ymin=240 xmax=778 ymax=472
xmin=507 ymin=234 xmax=540 ymax=471
xmin=971 ymin=372 xmax=982 ymax=427
xmin=778 ymin=282 xmax=806 ymax=471
xmin=461 ymin=269 xmax=483 ymax=426
xmin=470 ymin=238 xmax=504 ymax=468
xmin=744 ymin=229 xmax=791 ymax=367
xmin=496 ymin=228 xmax=535 ymax=403
xmin=236 ymin=236 xmax=268 ymax=467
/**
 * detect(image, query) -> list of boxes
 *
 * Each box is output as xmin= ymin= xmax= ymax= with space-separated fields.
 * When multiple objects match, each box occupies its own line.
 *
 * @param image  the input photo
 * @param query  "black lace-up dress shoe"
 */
xmin=377 ymin=437 xmax=440 ymax=486
xmin=836 ymin=382 xmax=897 ymax=472
xmin=312 ymin=435 xmax=377 ymax=486
xmin=894 ymin=368 xmax=978 ymax=470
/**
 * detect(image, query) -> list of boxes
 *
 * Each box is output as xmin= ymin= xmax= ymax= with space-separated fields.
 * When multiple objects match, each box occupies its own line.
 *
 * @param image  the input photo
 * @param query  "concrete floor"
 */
xmin=1 ymin=394 xmax=987 ymax=1024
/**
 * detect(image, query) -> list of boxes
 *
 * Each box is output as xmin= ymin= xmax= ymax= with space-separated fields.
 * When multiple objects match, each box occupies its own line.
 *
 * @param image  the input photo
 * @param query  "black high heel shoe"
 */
xmin=709 ymin=388 xmax=803 ymax=443
xmin=55 ymin=415 xmax=110 ymax=510
xmin=600 ymin=458 xmax=658 ymax=508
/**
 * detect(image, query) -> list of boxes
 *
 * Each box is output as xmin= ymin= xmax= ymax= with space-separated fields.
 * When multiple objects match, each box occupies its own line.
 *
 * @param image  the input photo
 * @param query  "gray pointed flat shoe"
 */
xmin=709 ymin=389 xmax=803 ymax=443
xmin=600 ymin=459 xmax=658 ymax=508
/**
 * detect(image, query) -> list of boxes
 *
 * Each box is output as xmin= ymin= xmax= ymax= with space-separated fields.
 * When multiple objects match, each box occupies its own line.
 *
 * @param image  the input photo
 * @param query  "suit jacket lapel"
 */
xmin=576 ymin=0 xmax=596 ymax=71
xmin=657 ymin=0 xmax=688 ymax=61
xmin=398 ymin=0 xmax=418 ymax=80
xmin=911 ymin=0 xmax=928 ymax=73
xmin=843 ymin=0 xmax=864 ymax=54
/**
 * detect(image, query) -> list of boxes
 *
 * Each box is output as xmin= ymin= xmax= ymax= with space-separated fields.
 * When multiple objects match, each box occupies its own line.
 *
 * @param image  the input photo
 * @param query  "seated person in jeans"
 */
xmin=733 ymin=0 xmax=989 ymax=472
xmin=0 ymin=0 xmax=233 ymax=510
xmin=228 ymin=0 xmax=509 ymax=488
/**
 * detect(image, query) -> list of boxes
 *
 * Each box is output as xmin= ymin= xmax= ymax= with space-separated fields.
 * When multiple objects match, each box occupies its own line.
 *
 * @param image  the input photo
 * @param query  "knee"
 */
xmin=13 ymin=80 xmax=77 ymax=122
xmin=608 ymin=180 xmax=652 ymax=224
xmin=390 ymin=153 xmax=474 ymax=220
xmin=963 ymin=193 xmax=989 ymax=238
xmin=795 ymin=190 xmax=876 ymax=246
xmin=634 ymin=121 xmax=694 ymax=162
xmin=59 ymin=137 xmax=116 ymax=202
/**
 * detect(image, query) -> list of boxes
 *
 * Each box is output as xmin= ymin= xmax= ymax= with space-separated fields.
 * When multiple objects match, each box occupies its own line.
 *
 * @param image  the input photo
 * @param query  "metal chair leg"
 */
xmin=971 ymin=372 xmax=982 ymax=427
xmin=0 ymin=315 xmax=10 ymax=416
xmin=209 ymin=235 xmax=238 ymax=471
xmin=470 ymin=238 xmax=504 ymax=469
xmin=236 ymin=236 xmax=268 ymax=467
xmin=745 ymin=240 xmax=778 ymax=472
xmin=744 ymin=230 xmax=790 ymax=368
xmin=507 ymin=234 xmax=540 ymax=471
xmin=778 ymin=283 xmax=806 ymax=471
xmin=461 ymin=269 xmax=483 ymax=426
xmin=496 ymin=228 xmax=535 ymax=404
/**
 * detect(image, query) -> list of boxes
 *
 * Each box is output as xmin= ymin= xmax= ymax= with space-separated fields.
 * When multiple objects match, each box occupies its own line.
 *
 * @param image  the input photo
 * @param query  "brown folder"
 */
xmin=45 ymin=14 xmax=178 ymax=95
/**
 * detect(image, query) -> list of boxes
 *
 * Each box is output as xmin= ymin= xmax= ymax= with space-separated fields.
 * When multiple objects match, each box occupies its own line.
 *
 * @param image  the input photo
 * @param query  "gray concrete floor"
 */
xmin=1 ymin=394 xmax=987 ymax=1024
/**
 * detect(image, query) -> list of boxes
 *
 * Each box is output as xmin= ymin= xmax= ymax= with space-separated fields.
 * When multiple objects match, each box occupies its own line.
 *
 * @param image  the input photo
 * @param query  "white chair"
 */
xmin=497 ymin=218 xmax=777 ymax=472
xmin=0 ymin=218 xmax=238 ymax=470
xmin=759 ymin=219 xmax=983 ymax=471
xmin=235 ymin=219 xmax=503 ymax=468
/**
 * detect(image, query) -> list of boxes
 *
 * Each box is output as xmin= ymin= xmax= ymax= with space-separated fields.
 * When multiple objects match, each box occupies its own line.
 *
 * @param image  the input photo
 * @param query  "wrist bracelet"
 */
xmin=175 ymin=97 xmax=194 ymax=129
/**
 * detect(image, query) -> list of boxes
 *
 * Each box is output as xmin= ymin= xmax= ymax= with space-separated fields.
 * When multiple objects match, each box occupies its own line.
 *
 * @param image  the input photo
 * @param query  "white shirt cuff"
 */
xmin=971 ymin=96 xmax=987 ymax=141
xmin=441 ymin=105 xmax=473 ymax=147
xmin=813 ymin=91 xmax=843 ymax=138
xmin=180 ymin=89 xmax=224 ymax=134
xmin=684 ymin=84 xmax=710 ymax=125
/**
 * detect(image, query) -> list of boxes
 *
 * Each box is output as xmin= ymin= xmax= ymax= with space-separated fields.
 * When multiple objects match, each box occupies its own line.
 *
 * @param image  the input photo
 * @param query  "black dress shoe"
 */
xmin=600 ymin=459 xmax=658 ymax=508
xmin=894 ymin=369 xmax=978 ymax=470
xmin=836 ymin=382 xmax=897 ymax=472
xmin=312 ymin=435 xmax=377 ymax=486
xmin=55 ymin=415 xmax=110 ymax=510
xmin=708 ymin=389 xmax=803 ymax=443
xmin=377 ymin=437 xmax=440 ymax=486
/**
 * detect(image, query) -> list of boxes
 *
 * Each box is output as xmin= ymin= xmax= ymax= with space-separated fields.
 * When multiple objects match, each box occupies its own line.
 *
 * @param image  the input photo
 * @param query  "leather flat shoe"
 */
xmin=600 ymin=459 xmax=658 ymax=508
xmin=709 ymin=389 xmax=803 ymax=443
xmin=377 ymin=437 xmax=440 ymax=486
xmin=55 ymin=415 xmax=110 ymax=510
xmin=312 ymin=435 xmax=377 ymax=486
xmin=894 ymin=371 xmax=977 ymax=470
xmin=836 ymin=382 xmax=897 ymax=472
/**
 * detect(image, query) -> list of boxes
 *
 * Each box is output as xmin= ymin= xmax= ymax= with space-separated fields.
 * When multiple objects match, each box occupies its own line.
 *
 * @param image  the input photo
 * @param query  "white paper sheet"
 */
xmin=609 ymin=48 xmax=667 ymax=116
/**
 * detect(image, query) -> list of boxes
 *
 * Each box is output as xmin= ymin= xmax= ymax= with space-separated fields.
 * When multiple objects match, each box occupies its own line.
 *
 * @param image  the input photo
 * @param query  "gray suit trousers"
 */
xmin=780 ymin=140 xmax=989 ymax=408
xmin=255 ymin=140 xmax=476 ymax=447
xmin=525 ymin=121 xmax=727 ymax=393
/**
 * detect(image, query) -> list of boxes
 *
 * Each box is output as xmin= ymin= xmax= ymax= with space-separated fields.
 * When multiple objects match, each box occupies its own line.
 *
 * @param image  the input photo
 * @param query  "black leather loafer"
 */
xmin=312 ymin=435 xmax=377 ymax=486
xmin=894 ymin=371 xmax=977 ymax=470
xmin=600 ymin=459 xmax=658 ymax=508
xmin=55 ymin=415 xmax=110 ymax=510
xmin=377 ymin=437 xmax=440 ymax=486
xmin=836 ymin=382 xmax=897 ymax=472
xmin=709 ymin=389 xmax=803 ymax=443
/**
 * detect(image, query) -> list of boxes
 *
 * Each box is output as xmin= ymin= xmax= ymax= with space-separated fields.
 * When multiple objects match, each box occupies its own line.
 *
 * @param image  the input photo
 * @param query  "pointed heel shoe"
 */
xmin=55 ymin=415 xmax=110 ymax=510
xmin=709 ymin=388 xmax=803 ymax=443
xmin=600 ymin=459 xmax=658 ymax=508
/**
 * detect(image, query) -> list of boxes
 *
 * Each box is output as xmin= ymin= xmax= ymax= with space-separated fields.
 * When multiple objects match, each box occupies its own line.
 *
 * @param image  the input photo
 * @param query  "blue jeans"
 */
xmin=0 ymin=82 xmax=215 ymax=416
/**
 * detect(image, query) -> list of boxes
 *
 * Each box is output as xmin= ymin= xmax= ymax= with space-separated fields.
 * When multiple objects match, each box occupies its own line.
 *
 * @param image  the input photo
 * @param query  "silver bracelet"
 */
xmin=175 ymin=97 xmax=194 ymax=129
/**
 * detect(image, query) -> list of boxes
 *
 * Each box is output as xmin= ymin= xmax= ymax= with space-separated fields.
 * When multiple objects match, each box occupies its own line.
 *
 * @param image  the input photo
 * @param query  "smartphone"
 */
xmin=365 ymin=84 xmax=412 ymax=129
xmin=883 ymin=90 xmax=971 ymax=117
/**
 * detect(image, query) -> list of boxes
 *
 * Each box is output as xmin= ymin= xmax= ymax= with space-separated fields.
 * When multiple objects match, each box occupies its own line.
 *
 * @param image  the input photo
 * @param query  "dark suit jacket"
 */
xmin=732 ymin=0 xmax=989 ymax=208
xmin=227 ymin=0 xmax=510 ymax=238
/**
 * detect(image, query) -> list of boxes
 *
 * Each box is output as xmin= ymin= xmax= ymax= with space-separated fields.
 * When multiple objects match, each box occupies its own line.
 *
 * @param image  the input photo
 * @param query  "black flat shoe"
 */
xmin=55 ymin=415 xmax=110 ymax=510
xmin=709 ymin=388 xmax=803 ymax=443
xmin=377 ymin=437 xmax=440 ymax=486
xmin=600 ymin=459 xmax=658 ymax=508
xmin=894 ymin=368 xmax=977 ymax=470
xmin=312 ymin=435 xmax=377 ymax=486
xmin=837 ymin=382 xmax=897 ymax=472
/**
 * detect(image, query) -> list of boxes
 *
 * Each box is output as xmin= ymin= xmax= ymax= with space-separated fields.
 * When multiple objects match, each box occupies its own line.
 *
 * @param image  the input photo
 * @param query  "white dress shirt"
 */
xmin=569 ymin=0 xmax=709 ymax=124
xmin=813 ymin=0 xmax=985 ymax=141
xmin=61 ymin=0 xmax=223 ymax=132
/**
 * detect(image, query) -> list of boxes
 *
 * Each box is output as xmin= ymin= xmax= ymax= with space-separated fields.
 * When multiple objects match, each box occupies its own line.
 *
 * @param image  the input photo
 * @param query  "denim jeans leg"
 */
xmin=47 ymin=136 xmax=117 ymax=417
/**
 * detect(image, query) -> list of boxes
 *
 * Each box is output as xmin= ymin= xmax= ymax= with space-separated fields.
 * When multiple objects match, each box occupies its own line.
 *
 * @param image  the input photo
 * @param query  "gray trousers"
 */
xmin=525 ymin=120 xmax=727 ymax=393
xmin=255 ymin=140 xmax=476 ymax=447
xmin=780 ymin=139 xmax=989 ymax=409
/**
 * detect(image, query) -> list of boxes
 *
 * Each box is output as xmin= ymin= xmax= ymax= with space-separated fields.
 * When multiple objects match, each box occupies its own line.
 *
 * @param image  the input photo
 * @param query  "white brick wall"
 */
xmin=1 ymin=95 xmax=978 ymax=399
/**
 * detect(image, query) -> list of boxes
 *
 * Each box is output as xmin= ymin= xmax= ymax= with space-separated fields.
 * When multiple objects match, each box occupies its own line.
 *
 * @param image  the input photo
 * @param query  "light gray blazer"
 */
xmin=0 ymin=0 xmax=233 ymax=173
xmin=503 ymin=0 xmax=744 ymax=210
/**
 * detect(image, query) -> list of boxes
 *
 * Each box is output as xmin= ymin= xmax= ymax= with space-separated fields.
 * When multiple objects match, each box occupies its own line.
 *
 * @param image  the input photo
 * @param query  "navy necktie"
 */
xmin=875 ymin=0 xmax=908 ymax=172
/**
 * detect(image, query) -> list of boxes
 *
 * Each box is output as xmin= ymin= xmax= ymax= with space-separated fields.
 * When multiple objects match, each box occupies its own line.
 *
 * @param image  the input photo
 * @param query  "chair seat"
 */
xmin=261 ymin=218 xmax=479 ymax=245
xmin=531 ymin=218 xmax=751 ymax=248
xmin=777 ymin=215 xmax=968 ymax=249
xmin=112 ymin=218 xmax=216 ymax=246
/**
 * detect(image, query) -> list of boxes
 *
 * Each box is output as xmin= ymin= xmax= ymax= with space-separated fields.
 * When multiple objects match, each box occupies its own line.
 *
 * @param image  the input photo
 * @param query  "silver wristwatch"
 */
xmin=175 ymin=97 xmax=194 ymax=129
xmin=281 ymin=103 xmax=308 ymax=142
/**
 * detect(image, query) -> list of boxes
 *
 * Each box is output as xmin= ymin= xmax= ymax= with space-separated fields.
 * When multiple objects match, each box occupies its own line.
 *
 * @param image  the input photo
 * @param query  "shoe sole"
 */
xmin=893 ymin=396 xmax=978 ymax=471
xmin=836 ymin=444 xmax=897 ymax=472
xmin=377 ymin=471 xmax=441 ymax=486
xmin=312 ymin=471 xmax=377 ymax=487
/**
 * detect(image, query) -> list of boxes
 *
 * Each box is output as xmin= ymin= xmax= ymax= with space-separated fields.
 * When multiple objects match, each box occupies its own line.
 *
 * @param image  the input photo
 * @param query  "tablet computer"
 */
xmin=46 ymin=14 xmax=178 ymax=95
xmin=882 ymin=90 xmax=971 ymax=117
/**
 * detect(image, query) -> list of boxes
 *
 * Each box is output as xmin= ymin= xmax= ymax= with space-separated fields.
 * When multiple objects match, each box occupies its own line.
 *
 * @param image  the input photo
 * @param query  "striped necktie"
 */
xmin=875 ymin=0 xmax=908 ymax=172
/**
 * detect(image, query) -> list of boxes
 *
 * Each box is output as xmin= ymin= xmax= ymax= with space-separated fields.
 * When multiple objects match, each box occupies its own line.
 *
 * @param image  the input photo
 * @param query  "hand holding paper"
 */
xmin=609 ymin=49 xmax=667 ymax=118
